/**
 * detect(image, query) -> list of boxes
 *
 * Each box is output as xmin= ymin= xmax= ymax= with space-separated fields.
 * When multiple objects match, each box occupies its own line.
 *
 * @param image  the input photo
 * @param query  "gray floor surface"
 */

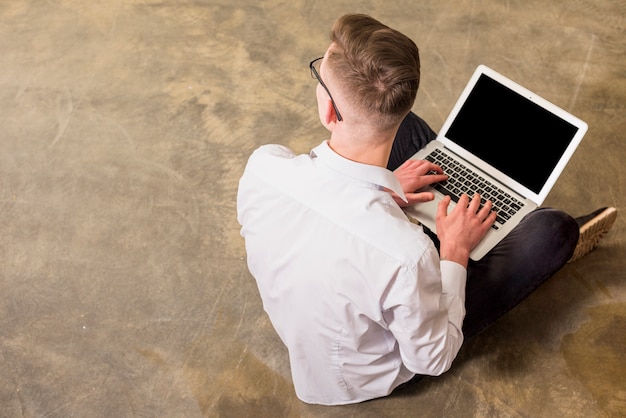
xmin=0 ymin=1 xmax=624 ymax=417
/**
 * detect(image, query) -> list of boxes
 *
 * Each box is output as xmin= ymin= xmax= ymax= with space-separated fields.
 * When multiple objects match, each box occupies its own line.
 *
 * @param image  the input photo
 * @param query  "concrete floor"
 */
xmin=0 ymin=1 xmax=624 ymax=417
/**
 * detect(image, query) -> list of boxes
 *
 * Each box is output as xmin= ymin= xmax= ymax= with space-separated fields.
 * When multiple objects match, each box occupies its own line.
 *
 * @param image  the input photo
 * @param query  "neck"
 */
xmin=327 ymin=123 xmax=397 ymax=167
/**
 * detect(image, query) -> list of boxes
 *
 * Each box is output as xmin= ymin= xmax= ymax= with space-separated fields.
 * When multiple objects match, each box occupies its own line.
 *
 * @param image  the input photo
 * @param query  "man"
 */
xmin=237 ymin=14 xmax=617 ymax=405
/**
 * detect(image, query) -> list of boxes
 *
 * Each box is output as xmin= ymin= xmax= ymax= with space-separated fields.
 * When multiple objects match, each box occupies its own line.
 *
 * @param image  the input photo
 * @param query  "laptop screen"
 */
xmin=444 ymin=74 xmax=580 ymax=194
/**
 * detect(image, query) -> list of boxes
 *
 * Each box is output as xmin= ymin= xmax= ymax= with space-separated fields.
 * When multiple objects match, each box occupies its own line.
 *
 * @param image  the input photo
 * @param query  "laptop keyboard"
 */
xmin=424 ymin=148 xmax=525 ymax=230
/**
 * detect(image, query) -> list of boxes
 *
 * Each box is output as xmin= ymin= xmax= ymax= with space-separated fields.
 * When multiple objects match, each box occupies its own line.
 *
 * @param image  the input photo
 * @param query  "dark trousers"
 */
xmin=390 ymin=112 xmax=579 ymax=339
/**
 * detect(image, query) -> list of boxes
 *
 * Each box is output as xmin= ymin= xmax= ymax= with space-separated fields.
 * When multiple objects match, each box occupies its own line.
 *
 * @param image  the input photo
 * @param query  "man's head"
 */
xmin=319 ymin=14 xmax=420 ymax=133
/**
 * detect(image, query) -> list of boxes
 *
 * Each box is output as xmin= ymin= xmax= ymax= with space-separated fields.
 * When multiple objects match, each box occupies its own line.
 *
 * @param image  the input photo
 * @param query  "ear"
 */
xmin=323 ymin=98 xmax=338 ymax=127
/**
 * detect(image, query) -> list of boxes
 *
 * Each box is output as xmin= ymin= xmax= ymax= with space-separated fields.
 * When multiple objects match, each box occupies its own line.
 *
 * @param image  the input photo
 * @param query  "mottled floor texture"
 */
xmin=0 ymin=1 xmax=624 ymax=417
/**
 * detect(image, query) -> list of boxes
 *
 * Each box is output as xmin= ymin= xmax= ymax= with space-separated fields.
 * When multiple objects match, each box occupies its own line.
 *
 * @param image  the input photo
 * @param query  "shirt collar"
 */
xmin=310 ymin=141 xmax=408 ymax=203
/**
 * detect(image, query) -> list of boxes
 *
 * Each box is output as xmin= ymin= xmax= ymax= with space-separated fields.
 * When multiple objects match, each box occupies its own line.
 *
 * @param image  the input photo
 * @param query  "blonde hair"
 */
xmin=327 ymin=14 xmax=420 ymax=130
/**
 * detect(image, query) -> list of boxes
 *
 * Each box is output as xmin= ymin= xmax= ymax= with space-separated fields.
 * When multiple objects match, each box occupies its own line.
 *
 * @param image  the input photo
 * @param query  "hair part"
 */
xmin=327 ymin=14 xmax=420 ymax=131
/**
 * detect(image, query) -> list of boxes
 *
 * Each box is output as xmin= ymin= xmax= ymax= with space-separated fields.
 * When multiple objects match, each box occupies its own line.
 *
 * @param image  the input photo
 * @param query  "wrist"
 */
xmin=439 ymin=247 xmax=470 ymax=268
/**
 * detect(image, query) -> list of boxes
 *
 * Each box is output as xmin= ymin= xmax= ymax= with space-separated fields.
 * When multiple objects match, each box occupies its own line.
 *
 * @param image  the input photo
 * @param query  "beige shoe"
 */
xmin=568 ymin=207 xmax=618 ymax=263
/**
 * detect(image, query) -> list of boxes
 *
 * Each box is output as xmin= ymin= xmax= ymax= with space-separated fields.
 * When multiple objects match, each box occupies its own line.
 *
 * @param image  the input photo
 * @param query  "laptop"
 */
xmin=404 ymin=64 xmax=588 ymax=260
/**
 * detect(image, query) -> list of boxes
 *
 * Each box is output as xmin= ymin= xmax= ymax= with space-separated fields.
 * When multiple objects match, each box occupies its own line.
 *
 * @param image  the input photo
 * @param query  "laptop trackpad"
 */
xmin=404 ymin=197 xmax=443 ymax=235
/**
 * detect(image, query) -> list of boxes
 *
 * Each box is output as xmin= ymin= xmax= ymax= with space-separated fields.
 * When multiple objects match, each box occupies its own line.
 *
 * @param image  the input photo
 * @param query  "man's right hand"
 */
xmin=435 ymin=194 xmax=496 ymax=267
xmin=392 ymin=159 xmax=448 ymax=207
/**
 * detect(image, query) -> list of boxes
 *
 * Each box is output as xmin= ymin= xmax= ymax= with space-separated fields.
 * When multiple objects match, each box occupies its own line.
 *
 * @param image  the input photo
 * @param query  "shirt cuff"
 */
xmin=440 ymin=260 xmax=467 ymax=299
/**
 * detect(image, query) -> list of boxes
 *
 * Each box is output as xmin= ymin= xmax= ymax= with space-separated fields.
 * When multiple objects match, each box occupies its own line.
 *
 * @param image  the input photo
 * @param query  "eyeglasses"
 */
xmin=309 ymin=57 xmax=343 ymax=122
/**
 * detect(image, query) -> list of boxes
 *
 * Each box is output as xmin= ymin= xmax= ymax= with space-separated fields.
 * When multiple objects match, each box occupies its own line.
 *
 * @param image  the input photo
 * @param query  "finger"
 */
xmin=409 ymin=159 xmax=428 ymax=171
xmin=481 ymin=208 xmax=498 ymax=229
xmin=468 ymin=193 xmax=482 ymax=212
xmin=411 ymin=160 xmax=444 ymax=175
xmin=456 ymin=193 xmax=470 ymax=209
xmin=423 ymin=162 xmax=444 ymax=175
xmin=478 ymin=200 xmax=496 ymax=223
xmin=431 ymin=163 xmax=445 ymax=174
xmin=437 ymin=195 xmax=452 ymax=219
xmin=478 ymin=199 xmax=494 ymax=217
xmin=425 ymin=174 xmax=448 ymax=185
xmin=405 ymin=191 xmax=435 ymax=204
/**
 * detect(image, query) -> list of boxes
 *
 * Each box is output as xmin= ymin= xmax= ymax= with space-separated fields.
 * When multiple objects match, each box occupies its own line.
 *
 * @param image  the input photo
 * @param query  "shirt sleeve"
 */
xmin=382 ymin=245 xmax=467 ymax=376
xmin=439 ymin=260 xmax=467 ymax=332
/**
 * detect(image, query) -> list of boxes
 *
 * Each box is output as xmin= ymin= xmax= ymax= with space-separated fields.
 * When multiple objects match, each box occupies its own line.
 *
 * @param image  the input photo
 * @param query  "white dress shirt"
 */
xmin=237 ymin=141 xmax=467 ymax=405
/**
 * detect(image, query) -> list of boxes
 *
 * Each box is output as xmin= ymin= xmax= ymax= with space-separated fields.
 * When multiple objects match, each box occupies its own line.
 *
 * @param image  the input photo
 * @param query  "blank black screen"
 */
xmin=445 ymin=74 xmax=579 ymax=194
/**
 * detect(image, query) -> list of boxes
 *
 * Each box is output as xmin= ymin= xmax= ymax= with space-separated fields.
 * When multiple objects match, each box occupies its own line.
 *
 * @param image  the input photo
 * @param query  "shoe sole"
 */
xmin=568 ymin=207 xmax=618 ymax=263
